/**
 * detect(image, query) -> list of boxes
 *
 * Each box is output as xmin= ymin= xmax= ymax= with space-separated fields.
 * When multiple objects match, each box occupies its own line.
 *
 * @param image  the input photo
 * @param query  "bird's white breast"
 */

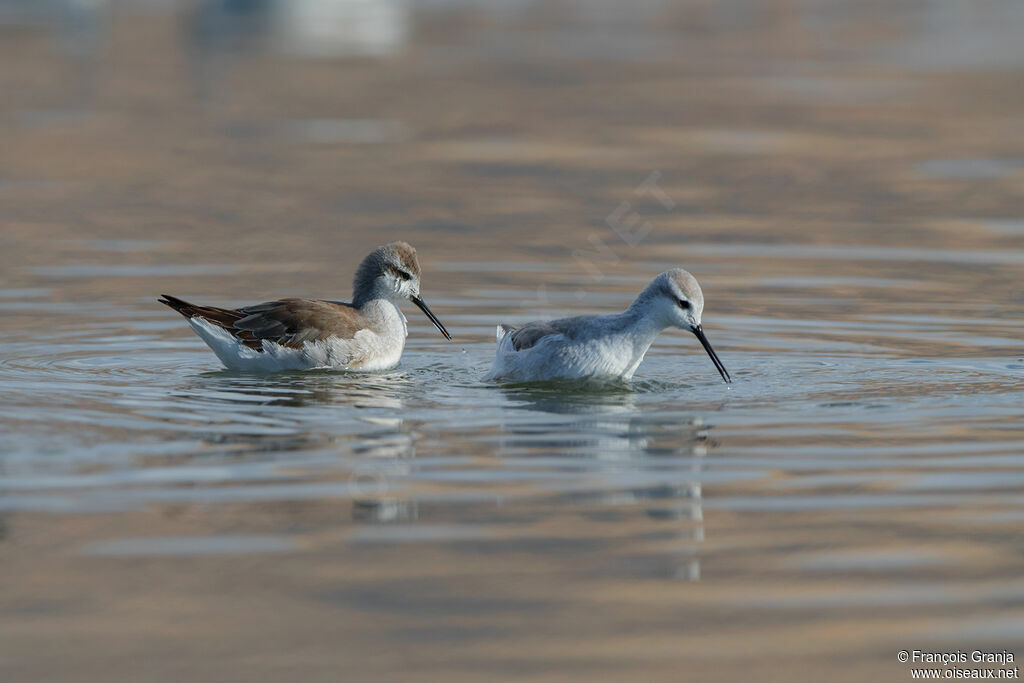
xmin=346 ymin=299 xmax=408 ymax=370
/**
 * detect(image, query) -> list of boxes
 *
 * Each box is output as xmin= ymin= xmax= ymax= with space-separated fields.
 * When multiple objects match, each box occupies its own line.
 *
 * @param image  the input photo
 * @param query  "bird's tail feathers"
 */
xmin=496 ymin=324 xmax=516 ymax=343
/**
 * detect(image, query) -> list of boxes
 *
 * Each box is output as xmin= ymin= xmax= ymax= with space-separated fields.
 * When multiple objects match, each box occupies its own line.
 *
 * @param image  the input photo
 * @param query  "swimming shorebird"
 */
xmin=159 ymin=241 xmax=451 ymax=372
xmin=488 ymin=268 xmax=730 ymax=383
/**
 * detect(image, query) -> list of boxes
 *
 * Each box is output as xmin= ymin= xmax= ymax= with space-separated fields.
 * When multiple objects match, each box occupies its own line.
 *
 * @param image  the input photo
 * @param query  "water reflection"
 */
xmin=491 ymin=384 xmax=713 ymax=580
xmin=178 ymin=368 xmax=413 ymax=410
xmin=353 ymin=497 xmax=418 ymax=523
xmin=187 ymin=0 xmax=408 ymax=109
xmin=2 ymin=0 xmax=109 ymax=116
xmin=172 ymin=366 xmax=428 ymax=523
xmin=4 ymin=0 xmax=1024 ymax=677
xmin=82 ymin=533 xmax=300 ymax=556
xmin=270 ymin=0 xmax=408 ymax=57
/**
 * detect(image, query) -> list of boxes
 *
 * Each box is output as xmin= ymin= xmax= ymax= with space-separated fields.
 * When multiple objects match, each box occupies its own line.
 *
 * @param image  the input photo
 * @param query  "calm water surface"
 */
xmin=2 ymin=2 xmax=1024 ymax=681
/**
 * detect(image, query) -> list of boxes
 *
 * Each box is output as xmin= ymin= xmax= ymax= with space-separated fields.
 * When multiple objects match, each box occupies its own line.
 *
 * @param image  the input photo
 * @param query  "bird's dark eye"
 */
xmin=677 ymin=298 xmax=691 ymax=310
xmin=391 ymin=267 xmax=411 ymax=281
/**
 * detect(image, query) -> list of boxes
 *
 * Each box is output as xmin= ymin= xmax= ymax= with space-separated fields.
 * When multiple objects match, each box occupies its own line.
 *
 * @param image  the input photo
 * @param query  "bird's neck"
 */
xmin=353 ymin=280 xmax=397 ymax=308
xmin=614 ymin=304 xmax=669 ymax=358
xmin=624 ymin=291 xmax=670 ymax=331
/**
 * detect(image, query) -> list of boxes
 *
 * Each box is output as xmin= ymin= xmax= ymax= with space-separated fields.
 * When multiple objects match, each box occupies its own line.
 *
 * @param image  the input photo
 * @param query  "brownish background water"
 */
xmin=2 ymin=1 xmax=1023 ymax=681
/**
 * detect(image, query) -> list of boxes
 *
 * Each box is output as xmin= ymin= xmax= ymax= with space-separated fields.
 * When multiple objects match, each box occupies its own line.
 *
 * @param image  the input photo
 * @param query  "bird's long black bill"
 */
xmin=692 ymin=325 xmax=731 ymax=384
xmin=411 ymin=295 xmax=452 ymax=340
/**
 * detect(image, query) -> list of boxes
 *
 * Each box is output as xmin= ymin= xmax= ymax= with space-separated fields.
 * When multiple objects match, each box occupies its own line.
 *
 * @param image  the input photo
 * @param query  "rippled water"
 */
xmin=3 ymin=2 xmax=1024 ymax=681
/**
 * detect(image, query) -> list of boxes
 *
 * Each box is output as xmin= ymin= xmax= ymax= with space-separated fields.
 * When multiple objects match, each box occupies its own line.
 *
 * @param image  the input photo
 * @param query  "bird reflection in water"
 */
xmin=495 ymin=383 xmax=712 ymax=581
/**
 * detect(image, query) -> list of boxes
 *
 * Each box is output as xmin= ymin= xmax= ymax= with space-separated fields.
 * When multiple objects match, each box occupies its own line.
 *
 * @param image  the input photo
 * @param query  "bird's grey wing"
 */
xmin=232 ymin=299 xmax=364 ymax=350
xmin=505 ymin=318 xmax=585 ymax=351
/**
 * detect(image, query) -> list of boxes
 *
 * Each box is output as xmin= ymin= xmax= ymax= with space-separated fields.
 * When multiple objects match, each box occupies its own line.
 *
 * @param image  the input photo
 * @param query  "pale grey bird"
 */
xmin=488 ymin=268 xmax=730 ymax=383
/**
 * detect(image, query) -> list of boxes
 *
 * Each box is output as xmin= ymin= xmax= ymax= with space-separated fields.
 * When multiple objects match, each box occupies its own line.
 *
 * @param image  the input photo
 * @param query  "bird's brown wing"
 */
xmin=159 ymin=295 xmax=365 ymax=351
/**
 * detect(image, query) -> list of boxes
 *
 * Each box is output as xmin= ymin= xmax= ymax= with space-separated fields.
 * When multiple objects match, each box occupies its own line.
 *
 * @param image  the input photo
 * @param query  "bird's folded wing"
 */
xmin=232 ymin=299 xmax=365 ymax=349
xmin=506 ymin=321 xmax=565 ymax=351
xmin=160 ymin=295 xmax=363 ymax=351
